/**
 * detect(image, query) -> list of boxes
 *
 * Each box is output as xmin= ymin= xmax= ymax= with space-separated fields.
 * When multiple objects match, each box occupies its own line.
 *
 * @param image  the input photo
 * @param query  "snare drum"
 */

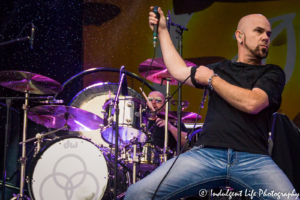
xmin=28 ymin=136 xmax=129 ymax=200
xmin=121 ymin=143 xmax=161 ymax=173
xmin=101 ymin=96 xmax=148 ymax=145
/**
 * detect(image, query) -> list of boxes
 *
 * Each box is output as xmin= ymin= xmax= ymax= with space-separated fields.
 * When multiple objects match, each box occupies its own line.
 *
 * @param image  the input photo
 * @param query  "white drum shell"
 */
xmin=70 ymin=82 xmax=144 ymax=147
xmin=28 ymin=137 xmax=108 ymax=200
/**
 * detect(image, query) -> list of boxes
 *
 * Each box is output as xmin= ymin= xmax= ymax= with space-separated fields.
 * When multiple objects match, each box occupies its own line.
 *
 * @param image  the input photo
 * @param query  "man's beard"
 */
xmin=244 ymin=35 xmax=268 ymax=59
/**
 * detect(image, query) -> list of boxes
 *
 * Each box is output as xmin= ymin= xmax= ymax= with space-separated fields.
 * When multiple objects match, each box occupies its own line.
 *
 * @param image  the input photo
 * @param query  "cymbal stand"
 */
xmin=168 ymin=16 xmax=188 ymax=155
xmin=16 ymin=92 xmax=56 ymax=199
xmin=163 ymin=78 xmax=172 ymax=163
xmin=19 ymin=125 xmax=69 ymax=155
xmin=112 ymin=66 xmax=125 ymax=200
xmin=1 ymin=99 xmax=12 ymax=200
xmin=0 ymin=95 xmax=54 ymax=200
xmin=18 ymin=90 xmax=29 ymax=200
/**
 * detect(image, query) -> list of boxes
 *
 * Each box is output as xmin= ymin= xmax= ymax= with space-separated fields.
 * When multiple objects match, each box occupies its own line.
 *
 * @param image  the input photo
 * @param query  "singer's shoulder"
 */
xmin=205 ymin=60 xmax=228 ymax=70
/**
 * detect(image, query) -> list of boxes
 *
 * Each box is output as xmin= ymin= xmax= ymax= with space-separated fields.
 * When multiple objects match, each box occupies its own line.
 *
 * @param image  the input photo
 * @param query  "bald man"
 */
xmin=124 ymin=9 xmax=297 ymax=200
xmin=147 ymin=91 xmax=188 ymax=149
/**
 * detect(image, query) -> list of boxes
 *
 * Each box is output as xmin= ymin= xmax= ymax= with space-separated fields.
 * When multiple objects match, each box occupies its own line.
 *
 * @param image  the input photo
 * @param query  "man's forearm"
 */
xmin=168 ymin=124 xmax=187 ymax=147
xmin=211 ymin=76 xmax=269 ymax=114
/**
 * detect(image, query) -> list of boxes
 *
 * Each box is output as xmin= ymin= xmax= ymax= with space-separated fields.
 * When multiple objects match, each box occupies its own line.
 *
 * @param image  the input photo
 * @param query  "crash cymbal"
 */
xmin=28 ymin=105 xmax=103 ymax=131
xmin=157 ymin=111 xmax=202 ymax=123
xmin=0 ymin=70 xmax=62 ymax=94
xmin=138 ymin=57 xmax=196 ymax=85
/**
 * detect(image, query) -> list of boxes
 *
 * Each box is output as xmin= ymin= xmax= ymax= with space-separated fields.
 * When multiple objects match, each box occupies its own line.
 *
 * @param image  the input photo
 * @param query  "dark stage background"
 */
xmin=0 ymin=0 xmax=83 ymax=199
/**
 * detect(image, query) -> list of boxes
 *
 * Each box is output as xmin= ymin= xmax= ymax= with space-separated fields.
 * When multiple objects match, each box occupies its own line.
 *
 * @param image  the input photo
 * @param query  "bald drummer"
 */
xmin=147 ymin=91 xmax=188 ymax=150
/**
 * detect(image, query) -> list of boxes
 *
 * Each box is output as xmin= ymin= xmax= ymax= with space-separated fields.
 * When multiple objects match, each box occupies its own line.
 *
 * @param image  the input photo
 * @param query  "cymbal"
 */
xmin=28 ymin=105 xmax=103 ymax=131
xmin=157 ymin=111 xmax=202 ymax=123
xmin=0 ymin=70 xmax=62 ymax=94
xmin=138 ymin=57 xmax=197 ymax=85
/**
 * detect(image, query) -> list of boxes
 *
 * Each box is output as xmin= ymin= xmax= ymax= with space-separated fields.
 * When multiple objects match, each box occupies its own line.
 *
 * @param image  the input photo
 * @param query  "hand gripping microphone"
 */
xmin=153 ymin=6 xmax=160 ymax=48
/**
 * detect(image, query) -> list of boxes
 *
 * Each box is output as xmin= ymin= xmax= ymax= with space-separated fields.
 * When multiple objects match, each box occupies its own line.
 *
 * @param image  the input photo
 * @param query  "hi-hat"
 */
xmin=28 ymin=105 xmax=103 ymax=131
xmin=138 ymin=57 xmax=196 ymax=85
xmin=0 ymin=70 xmax=62 ymax=94
xmin=157 ymin=111 xmax=202 ymax=123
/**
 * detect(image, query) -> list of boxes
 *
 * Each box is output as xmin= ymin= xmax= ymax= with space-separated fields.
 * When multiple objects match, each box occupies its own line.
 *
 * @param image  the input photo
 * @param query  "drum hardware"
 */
xmin=112 ymin=66 xmax=125 ymax=200
xmin=101 ymin=96 xmax=148 ymax=145
xmin=138 ymin=57 xmax=197 ymax=157
xmin=0 ymin=70 xmax=63 ymax=200
xmin=131 ymin=137 xmax=139 ymax=184
xmin=171 ymin=100 xmax=190 ymax=110
xmin=163 ymin=77 xmax=172 ymax=163
xmin=19 ymin=125 xmax=69 ymax=155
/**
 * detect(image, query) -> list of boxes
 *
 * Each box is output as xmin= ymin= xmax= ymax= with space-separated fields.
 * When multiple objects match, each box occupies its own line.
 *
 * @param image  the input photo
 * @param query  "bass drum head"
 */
xmin=70 ymin=82 xmax=143 ymax=147
xmin=28 ymin=136 xmax=109 ymax=200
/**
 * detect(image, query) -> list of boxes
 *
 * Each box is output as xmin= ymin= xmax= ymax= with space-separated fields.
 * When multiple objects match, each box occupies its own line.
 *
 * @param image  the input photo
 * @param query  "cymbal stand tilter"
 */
xmin=20 ymin=124 xmax=70 ymax=155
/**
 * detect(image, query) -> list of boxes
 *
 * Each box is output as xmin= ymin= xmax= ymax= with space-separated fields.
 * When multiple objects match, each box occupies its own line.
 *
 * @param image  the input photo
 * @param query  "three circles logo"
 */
xmin=38 ymin=154 xmax=100 ymax=200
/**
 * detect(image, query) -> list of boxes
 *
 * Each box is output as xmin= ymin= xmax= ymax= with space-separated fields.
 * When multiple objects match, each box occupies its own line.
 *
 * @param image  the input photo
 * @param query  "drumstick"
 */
xmin=139 ymin=87 xmax=155 ymax=111
xmin=109 ymin=90 xmax=111 ymax=99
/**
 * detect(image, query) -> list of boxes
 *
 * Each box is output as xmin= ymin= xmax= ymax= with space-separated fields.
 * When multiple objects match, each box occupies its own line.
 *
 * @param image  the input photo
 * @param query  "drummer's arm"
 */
xmin=156 ymin=118 xmax=187 ymax=147
xmin=149 ymin=7 xmax=194 ymax=87
xmin=168 ymin=124 xmax=187 ymax=147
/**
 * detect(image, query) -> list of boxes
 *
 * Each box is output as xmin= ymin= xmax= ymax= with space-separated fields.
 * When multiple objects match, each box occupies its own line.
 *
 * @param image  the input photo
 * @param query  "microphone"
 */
xmin=30 ymin=23 xmax=35 ymax=49
xmin=153 ymin=6 xmax=160 ymax=48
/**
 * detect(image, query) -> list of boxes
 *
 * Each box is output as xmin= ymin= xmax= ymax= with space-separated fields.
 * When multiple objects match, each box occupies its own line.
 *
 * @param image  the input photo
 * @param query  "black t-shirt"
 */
xmin=191 ymin=60 xmax=285 ymax=155
xmin=148 ymin=120 xmax=188 ymax=150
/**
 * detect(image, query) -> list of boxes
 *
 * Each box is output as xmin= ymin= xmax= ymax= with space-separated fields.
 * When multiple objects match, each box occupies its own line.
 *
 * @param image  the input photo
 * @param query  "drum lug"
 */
xmin=127 ymin=101 xmax=133 ymax=107
xmin=125 ymin=117 xmax=132 ymax=123
xmin=135 ymin=112 xmax=140 ymax=117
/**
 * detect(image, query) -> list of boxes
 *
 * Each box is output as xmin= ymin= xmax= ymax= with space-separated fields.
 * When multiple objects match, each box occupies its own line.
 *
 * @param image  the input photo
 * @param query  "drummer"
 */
xmin=147 ymin=91 xmax=188 ymax=150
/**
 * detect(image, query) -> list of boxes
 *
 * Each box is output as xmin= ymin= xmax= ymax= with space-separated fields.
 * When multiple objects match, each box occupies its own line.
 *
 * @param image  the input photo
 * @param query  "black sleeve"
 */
xmin=190 ymin=66 xmax=204 ymax=89
xmin=254 ymin=65 xmax=285 ymax=111
xmin=180 ymin=122 xmax=188 ymax=132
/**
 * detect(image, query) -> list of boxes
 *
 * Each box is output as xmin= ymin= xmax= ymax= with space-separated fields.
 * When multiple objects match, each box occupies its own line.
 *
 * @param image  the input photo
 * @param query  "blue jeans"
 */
xmin=124 ymin=146 xmax=298 ymax=200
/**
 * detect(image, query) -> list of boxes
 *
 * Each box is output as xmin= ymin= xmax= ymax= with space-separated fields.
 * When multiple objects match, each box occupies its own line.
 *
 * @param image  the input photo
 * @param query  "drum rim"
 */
xmin=27 ymin=135 xmax=109 ymax=200
xmin=101 ymin=126 xmax=148 ymax=146
xmin=70 ymin=82 xmax=145 ymax=107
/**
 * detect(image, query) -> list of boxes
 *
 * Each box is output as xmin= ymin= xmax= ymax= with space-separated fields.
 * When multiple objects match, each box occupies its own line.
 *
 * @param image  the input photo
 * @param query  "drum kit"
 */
xmin=0 ymin=58 xmax=202 ymax=200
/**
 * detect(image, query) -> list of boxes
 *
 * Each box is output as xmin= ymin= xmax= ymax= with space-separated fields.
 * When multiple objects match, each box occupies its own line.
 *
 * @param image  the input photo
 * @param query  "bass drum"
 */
xmin=28 ymin=136 xmax=129 ymax=200
xmin=70 ymin=82 xmax=144 ymax=147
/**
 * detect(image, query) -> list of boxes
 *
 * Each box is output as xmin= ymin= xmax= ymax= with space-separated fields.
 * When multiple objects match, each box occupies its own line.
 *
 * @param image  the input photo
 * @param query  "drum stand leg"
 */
xmin=131 ymin=138 xmax=138 ymax=184
xmin=14 ymin=92 xmax=30 ymax=200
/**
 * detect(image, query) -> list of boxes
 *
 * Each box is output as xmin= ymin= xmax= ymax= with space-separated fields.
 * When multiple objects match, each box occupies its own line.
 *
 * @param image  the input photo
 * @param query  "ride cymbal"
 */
xmin=138 ymin=57 xmax=196 ymax=85
xmin=28 ymin=105 xmax=103 ymax=131
xmin=0 ymin=70 xmax=62 ymax=94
